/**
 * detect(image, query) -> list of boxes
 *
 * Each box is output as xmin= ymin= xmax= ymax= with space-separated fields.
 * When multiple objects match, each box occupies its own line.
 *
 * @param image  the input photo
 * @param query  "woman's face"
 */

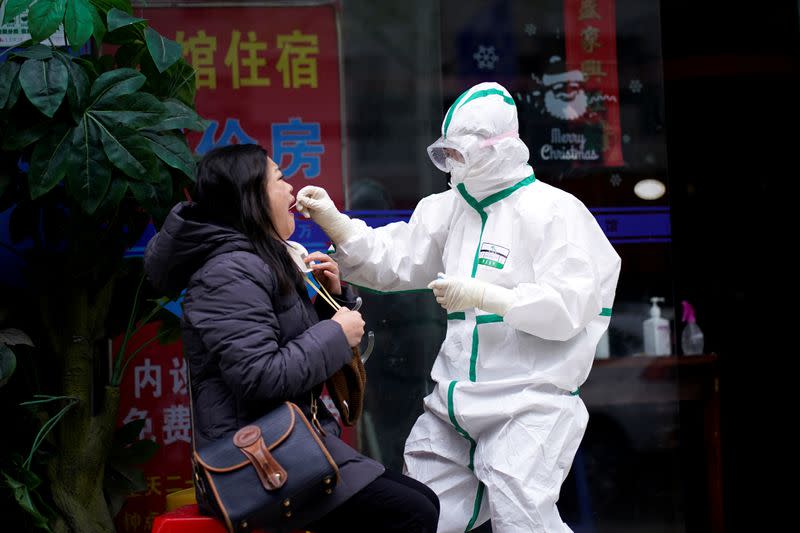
xmin=265 ymin=157 xmax=295 ymax=240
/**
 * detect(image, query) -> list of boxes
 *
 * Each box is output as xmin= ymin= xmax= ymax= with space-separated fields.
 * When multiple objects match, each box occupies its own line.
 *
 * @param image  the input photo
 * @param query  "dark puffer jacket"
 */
xmin=144 ymin=202 xmax=384 ymax=526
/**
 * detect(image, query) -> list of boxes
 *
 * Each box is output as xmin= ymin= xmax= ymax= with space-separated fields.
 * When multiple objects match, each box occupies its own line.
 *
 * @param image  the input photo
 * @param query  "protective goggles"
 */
xmin=426 ymin=137 xmax=470 ymax=173
xmin=426 ymin=130 xmax=519 ymax=172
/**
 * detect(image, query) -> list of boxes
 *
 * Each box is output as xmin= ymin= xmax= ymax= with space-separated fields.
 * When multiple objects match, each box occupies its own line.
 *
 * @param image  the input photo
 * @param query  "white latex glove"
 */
xmin=427 ymin=273 xmax=516 ymax=315
xmin=295 ymin=186 xmax=357 ymax=244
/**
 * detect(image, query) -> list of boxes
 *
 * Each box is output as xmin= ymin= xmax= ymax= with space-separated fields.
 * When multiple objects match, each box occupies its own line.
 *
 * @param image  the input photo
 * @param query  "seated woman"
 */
xmin=144 ymin=144 xmax=439 ymax=532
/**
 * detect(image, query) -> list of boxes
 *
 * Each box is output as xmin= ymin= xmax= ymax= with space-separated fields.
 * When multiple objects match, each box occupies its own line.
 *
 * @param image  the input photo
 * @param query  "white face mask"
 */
xmin=284 ymin=241 xmax=311 ymax=273
xmin=448 ymin=157 xmax=469 ymax=185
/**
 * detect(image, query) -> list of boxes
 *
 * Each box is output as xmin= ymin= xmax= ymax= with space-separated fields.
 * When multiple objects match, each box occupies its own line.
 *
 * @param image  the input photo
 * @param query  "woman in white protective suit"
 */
xmin=296 ymin=82 xmax=621 ymax=533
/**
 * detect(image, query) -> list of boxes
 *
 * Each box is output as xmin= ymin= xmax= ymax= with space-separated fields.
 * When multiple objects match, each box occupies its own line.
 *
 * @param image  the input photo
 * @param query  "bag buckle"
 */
xmin=233 ymin=426 xmax=288 ymax=491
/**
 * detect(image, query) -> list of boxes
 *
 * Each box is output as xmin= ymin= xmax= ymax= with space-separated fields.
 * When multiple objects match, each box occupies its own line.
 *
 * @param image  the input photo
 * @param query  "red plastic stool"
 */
xmin=151 ymin=504 xmax=309 ymax=533
xmin=151 ymin=505 xmax=230 ymax=533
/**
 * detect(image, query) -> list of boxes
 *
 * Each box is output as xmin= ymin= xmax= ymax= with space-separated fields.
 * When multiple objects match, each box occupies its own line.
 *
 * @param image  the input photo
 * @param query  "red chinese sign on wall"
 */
xmin=141 ymin=3 xmax=346 ymax=206
xmin=564 ymin=0 xmax=624 ymax=166
xmin=114 ymin=323 xmax=191 ymax=533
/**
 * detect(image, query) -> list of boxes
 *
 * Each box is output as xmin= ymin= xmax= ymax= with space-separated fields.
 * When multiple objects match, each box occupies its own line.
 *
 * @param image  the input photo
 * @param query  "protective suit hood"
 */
xmin=430 ymin=82 xmax=531 ymax=201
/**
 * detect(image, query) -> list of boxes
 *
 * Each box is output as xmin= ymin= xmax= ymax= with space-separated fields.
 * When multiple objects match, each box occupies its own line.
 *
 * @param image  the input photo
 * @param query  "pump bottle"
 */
xmin=680 ymin=300 xmax=705 ymax=355
xmin=643 ymin=297 xmax=671 ymax=356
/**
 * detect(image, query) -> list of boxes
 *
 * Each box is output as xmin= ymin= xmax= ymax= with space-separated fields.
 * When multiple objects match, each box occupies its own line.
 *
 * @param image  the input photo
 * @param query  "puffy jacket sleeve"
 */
xmin=331 ymin=192 xmax=452 ymax=292
xmin=186 ymin=253 xmax=353 ymax=403
xmin=503 ymin=199 xmax=612 ymax=341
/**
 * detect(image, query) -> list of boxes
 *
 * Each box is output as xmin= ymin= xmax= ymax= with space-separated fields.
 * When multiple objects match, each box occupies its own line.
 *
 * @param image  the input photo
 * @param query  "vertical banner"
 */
xmin=114 ymin=323 xmax=191 ymax=533
xmin=141 ymin=4 xmax=346 ymax=207
xmin=564 ymin=0 xmax=623 ymax=166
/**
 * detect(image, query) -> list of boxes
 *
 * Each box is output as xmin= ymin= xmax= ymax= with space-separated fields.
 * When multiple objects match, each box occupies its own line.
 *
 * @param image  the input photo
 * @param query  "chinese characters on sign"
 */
xmin=177 ymin=28 xmax=321 ymax=90
xmin=114 ymin=323 xmax=193 ymax=533
xmin=146 ymin=5 xmax=345 ymax=206
xmin=565 ymin=0 xmax=623 ymax=165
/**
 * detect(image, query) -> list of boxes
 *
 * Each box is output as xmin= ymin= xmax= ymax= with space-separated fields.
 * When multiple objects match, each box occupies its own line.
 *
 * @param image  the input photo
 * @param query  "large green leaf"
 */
xmin=129 ymin=163 xmax=172 ymax=217
xmin=125 ymin=438 xmax=159 ymax=464
xmin=113 ymin=418 xmax=146 ymax=446
xmin=1 ymin=0 xmax=33 ymax=25
xmin=105 ymin=6 xmax=144 ymax=31
xmin=73 ymin=57 xmax=98 ymax=83
xmin=66 ymin=117 xmax=111 ymax=213
xmin=142 ymin=57 xmax=196 ymax=106
xmin=143 ymin=132 xmax=195 ymax=178
xmin=144 ymin=26 xmax=181 ymax=74
xmin=55 ymin=52 xmax=90 ymax=119
xmin=27 ymin=125 xmax=72 ymax=198
xmin=88 ymin=0 xmax=131 ymax=15
xmin=19 ymin=58 xmax=68 ymax=117
xmin=114 ymin=41 xmax=145 ymax=68
xmin=27 ymin=0 xmax=67 ymax=43
xmin=6 ymin=69 xmax=22 ymax=108
xmin=109 ymin=437 xmax=159 ymax=465
xmin=93 ymin=92 xmax=166 ymax=129
xmin=102 ymin=6 xmax=145 ymax=46
xmin=94 ymin=175 xmax=127 ymax=214
xmin=88 ymin=67 xmax=145 ymax=108
xmin=0 ymin=344 xmax=16 ymax=388
xmin=64 ymin=0 xmax=94 ymax=48
xmin=11 ymin=44 xmax=53 ymax=59
xmin=93 ymin=119 xmax=156 ymax=181
xmin=151 ymin=98 xmax=208 ymax=132
xmin=0 ymin=61 xmax=21 ymax=109
xmin=89 ymin=3 xmax=105 ymax=45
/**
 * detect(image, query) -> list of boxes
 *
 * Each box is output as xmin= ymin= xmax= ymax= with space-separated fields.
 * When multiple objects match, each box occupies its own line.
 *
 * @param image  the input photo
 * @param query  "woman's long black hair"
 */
xmin=194 ymin=144 xmax=302 ymax=294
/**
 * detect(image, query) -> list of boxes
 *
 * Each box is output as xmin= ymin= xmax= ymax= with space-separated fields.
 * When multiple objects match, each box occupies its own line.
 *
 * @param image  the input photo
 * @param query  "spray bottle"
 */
xmin=643 ymin=297 xmax=671 ymax=356
xmin=680 ymin=300 xmax=705 ymax=355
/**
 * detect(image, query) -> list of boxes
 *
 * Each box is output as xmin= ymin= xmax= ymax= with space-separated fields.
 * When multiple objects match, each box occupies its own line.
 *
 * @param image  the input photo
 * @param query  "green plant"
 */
xmin=0 ymin=1 xmax=206 ymax=531
xmin=0 ymin=327 xmax=33 ymax=388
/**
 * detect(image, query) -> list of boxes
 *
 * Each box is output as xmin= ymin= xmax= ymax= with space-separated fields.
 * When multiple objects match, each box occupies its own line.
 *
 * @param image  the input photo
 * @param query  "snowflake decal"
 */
xmin=610 ymin=173 xmax=622 ymax=187
xmin=524 ymin=23 xmax=537 ymax=36
xmin=629 ymin=79 xmax=643 ymax=93
xmin=622 ymin=133 xmax=631 ymax=144
xmin=473 ymin=45 xmax=499 ymax=70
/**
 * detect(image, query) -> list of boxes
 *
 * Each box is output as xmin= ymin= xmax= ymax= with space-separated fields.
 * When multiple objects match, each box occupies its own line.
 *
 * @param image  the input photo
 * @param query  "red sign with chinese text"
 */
xmin=564 ymin=0 xmax=624 ymax=166
xmin=140 ymin=3 xmax=346 ymax=207
xmin=114 ymin=322 xmax=191 ymax=533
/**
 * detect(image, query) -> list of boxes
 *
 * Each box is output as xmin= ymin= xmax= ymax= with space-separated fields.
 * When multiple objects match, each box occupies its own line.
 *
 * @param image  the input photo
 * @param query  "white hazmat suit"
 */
xmin=297 ymin=82 xmax=621 ymax=532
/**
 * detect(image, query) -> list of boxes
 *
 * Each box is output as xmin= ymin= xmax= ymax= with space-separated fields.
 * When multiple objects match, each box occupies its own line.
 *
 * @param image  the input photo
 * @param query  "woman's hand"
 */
xmin=305 ymin=252 xmax=342 ymax=295
xmin=331 ymin=307 xmax=365 ymax=347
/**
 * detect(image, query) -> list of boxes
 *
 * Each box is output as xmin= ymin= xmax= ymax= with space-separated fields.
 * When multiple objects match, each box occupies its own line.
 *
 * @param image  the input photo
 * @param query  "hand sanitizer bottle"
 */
xmin=680 ymin=300 xmax=705 ymax=355
xmin=643 ymin=297 xmax=671 ymax=356
xmin=595 ymin=329 xmax=610 ymax=359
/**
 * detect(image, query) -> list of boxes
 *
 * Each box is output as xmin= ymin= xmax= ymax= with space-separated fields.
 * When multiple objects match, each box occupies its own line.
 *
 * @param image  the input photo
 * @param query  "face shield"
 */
xmin=426 ymin=130 xmax=520 ymax=174
xmin=426 ymin=136 xmax=472 ymax=173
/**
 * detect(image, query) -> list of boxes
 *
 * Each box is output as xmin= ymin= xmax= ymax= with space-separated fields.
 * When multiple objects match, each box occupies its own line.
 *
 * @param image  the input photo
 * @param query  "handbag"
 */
xmin=189 ymin=380 xmax=339 ymax=532
xmin=325 ymin=348 xmax=366 ymax=425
